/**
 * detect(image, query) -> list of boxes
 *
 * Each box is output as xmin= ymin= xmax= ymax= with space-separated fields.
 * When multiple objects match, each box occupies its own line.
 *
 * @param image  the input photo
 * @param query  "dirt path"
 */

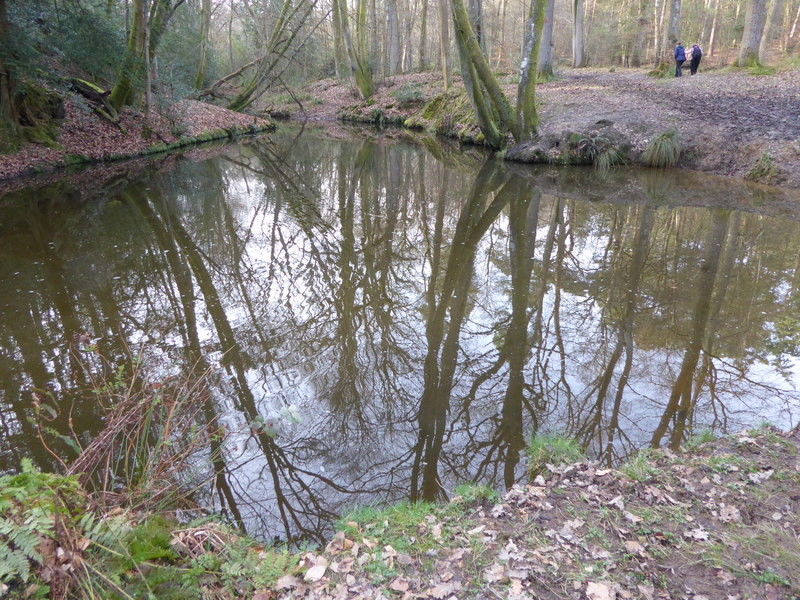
xmin=275 ymin=68 xmax=800 ymax=190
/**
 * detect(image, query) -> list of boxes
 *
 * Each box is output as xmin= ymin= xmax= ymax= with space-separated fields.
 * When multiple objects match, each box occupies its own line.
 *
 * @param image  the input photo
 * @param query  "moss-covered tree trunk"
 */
xmin=194 ymin=0 xmax=211 ymax=88
xmin=335 ymin=0 xmax=374 ymax=99
xmin=331 ymin=0 xmax=348 ymax=77
xmin=110 ymin=0 xmax=183 ymax=110
xmin=450 ymin=0 xmax=516 ymax=137
xmin=0 ymin=0 xmax=20 ymax=151
xmin=516 ymin=0 xmax=546 ymax=140
xmin=110 ymin=0 xmax=147 ymax=109
xmin=537 ymin=0 xmax=556 ymax=77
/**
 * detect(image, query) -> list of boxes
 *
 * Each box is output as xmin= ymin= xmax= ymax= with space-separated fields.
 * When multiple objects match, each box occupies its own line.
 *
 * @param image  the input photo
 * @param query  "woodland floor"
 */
xmin=0 ymin=98 xmax=270 ymax=184
xmin=271 ymin=426 xmax=800 ymax=600
xmin=268 ymin=67 xmax=800 ymax=191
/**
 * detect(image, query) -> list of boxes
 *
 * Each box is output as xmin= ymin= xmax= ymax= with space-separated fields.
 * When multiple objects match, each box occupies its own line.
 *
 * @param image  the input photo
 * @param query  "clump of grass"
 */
xmin=338 ymin=501 xmax=439 ymax=555
xmin=619 ymin=448 xmax=660 ymax=482
xmin=452 ymin=483 xmax=499 ymax=504
xmin=526 ymin=433 xmax=585 ymax=478
xmin=596 ymin=147 xmax=626 ymax=171
xmin=642 ymin=127 xmax=682 ymax=168
xmin=745 ymin=151 xmax=778 ymax=182
xmin=684 ymin=428 xmax=715 ymax=450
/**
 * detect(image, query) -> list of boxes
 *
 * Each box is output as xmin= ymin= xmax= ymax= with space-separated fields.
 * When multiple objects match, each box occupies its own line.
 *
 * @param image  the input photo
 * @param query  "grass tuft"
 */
xmin=526 ymin=433 xmax=584 ymax=478
xmin=642 ymin=127 xmax=682 ymax=168
xmin=745 ymin=151 xmax=778 ymax=182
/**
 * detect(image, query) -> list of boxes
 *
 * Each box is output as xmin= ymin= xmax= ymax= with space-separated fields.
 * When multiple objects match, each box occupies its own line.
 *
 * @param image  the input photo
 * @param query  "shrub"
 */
xmin=390 ymin=84 xmax=424 ymax=106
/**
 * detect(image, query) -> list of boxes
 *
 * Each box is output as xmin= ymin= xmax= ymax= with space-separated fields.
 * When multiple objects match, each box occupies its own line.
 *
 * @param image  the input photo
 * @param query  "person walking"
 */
xmin=674 ymin=42 xmax=686 ymax=77
xmin=689 ymin=44 xmax=703 ymax=75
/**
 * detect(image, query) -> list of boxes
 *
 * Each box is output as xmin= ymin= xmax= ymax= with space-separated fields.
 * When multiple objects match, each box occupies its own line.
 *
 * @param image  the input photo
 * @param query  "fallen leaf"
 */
xmin=275 ymin=575 xmax=299 ymax=590
xmin=718 ymin=503 xmax=741 ymax=523
xmin=586 ymin=581 xmax=614 ymax=600
xmin=623 ymin=540 xmax=646 ymax=556
xmin=304 ymin=564 xmax=327 ymax=581
xmin=390 ymin=578 xmax=410 ymax=592
xmin=683 ymin=527 xmax=710 ymax=541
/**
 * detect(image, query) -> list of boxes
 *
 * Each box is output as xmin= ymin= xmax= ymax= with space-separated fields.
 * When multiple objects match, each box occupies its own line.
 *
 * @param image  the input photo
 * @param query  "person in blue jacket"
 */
xmin=674 ymin=42 xmax=686 ymax=77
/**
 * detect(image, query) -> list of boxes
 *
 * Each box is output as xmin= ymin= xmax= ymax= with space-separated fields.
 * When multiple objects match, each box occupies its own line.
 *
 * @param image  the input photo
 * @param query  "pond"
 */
xmin=1 ymin=125 xmax=799 ymax=544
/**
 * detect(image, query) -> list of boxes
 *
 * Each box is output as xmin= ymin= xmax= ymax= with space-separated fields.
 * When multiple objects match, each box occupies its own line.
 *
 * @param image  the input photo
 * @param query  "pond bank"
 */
xmin=0 ymin=97 xmax=274 ymax=183
xmin=268 ymin=68 xmax=800 ymax=191
xmin=4 ymin=427 xmax=798 ymax=599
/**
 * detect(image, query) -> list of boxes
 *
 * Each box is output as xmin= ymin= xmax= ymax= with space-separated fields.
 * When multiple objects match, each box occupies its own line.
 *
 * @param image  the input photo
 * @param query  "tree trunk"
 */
xmin=110 ymin=0 xmax=146 ymax=109
xmin=790 ymin=0 xmax=800 ymax=39
xmin=468 ymin=0 xmax=485 ymax=51
xmin=632 ymin=0 xmax=651 ymax=66
xmin=537 ymin=0 xmax=555 ymax=77
xmin=708 ymin=0 xmax=721 ymax=56
xmin=572 ymin=0 xmax=586 ymax=67
xmin=450 ymin=0 xmax=516 ymax=132
xmin=388 ymin=0 xmax=401 ymax=74
xmin=419 ymin=0 xmax=428 ymax=70
xmin=759 ymin=0 xmax=784 ymax=60
xmin=517 ymin=0 xmax=546 ymax=139
xmin=195 ymin=0 xmax=211 ymax=88
xmin=110 ymin=0 xmax=182 ymax=110
xmin=337 ymin=0 xmax=374 ymax=97
xmin=0 ymin=0 xmax=20 ymax=151
xmin=737 ymin=0 xmax=768 ymax=65
xmin=331 ymin=0 xmax=347 ymax=76
xmin=664 ymin=0 xmax=682 ymax=61
xmin=439 ymin=0 xmax=452 ymax=88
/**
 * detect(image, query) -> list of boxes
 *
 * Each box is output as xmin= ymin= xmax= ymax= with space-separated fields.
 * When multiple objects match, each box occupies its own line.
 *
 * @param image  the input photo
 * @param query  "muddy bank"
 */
xmin=267 ymin=68 xmax=800 ymax=191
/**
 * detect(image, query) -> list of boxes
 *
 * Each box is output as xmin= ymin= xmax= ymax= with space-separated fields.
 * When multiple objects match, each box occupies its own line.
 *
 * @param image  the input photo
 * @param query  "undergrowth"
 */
xmin=2 ymin=351 xmax=292 ymax=599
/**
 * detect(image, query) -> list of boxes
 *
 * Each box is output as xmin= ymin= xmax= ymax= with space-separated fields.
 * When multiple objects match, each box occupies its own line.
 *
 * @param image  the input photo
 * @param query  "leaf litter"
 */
xmin=269 ymin=426 xmax=800 ymax=599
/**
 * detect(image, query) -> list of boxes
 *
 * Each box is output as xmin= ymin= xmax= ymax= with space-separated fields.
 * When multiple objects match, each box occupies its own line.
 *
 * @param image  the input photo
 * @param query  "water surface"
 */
xmin=2 ymin=126 xmax=799 ymax=542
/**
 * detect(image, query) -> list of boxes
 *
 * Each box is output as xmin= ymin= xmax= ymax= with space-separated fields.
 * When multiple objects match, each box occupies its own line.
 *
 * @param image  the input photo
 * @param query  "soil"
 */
xmin=275 ymin=426 xmax=800 ymax=600
xmin=267 ymin=67 xmax=800 ymax=191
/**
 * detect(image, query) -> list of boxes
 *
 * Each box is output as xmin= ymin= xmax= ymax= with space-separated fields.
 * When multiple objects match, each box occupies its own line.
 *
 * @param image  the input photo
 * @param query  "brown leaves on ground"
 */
xmin=0 ymin=96 xmax=271 ymax=182
xmin=277 ymin=427 xmax=799 ymax=600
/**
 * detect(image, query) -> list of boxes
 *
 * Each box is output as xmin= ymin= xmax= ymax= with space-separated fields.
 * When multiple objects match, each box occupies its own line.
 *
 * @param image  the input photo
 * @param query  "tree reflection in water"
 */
xmin=1 ymin=128 xmax=799 ymax=543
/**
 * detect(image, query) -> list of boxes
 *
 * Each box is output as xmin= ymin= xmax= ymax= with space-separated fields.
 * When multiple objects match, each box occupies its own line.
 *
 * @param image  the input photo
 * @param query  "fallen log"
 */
xmin=68 ymin=78 xmax=123 ymax=128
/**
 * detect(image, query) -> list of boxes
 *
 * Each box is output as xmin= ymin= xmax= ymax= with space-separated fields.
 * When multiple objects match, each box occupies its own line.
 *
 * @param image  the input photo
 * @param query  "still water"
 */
xmin=2 ymin=126 xmax=800 ymax=542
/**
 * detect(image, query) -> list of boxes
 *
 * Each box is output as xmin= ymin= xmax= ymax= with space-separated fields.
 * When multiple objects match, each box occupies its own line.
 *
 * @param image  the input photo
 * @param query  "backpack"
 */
xmin=693 ymin=46 xmax=702 ymax=59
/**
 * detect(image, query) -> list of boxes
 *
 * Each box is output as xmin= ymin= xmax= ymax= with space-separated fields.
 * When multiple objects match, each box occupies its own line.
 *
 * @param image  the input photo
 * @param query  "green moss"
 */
xmin=405 ymin=90 xmax=482 ymax=144
xmin=63 ymin=153 xmax=91 ymax=165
